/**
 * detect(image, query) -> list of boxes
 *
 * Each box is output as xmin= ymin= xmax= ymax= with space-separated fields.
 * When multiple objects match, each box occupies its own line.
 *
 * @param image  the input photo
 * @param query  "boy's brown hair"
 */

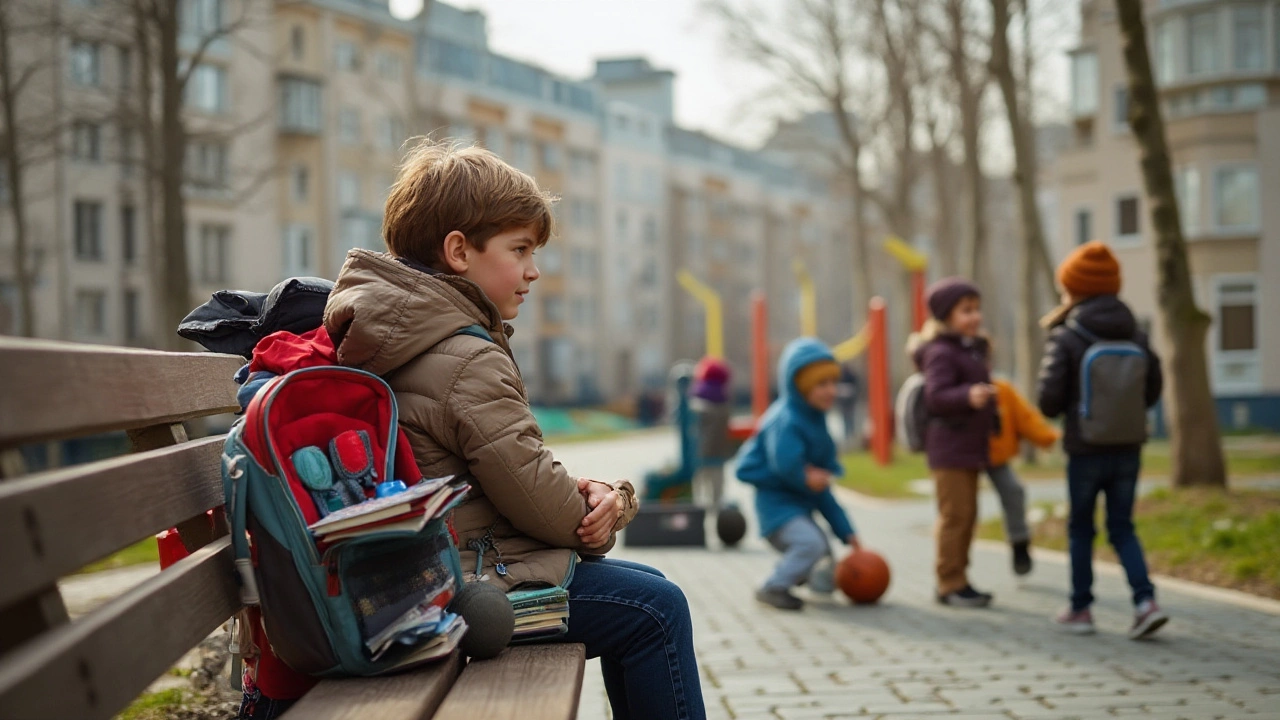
xmin=383 ymin=139 xmax=556 ymax=269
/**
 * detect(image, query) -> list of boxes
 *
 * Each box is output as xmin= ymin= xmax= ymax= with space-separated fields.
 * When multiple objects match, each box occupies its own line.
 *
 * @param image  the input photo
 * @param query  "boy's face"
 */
xmin=804 ymin=377 xmax=839 ymax=413
xmin=946 ymin=295 xmax=983 ymax=337
xmin=449 ymin=225 xmax=541 ymax=320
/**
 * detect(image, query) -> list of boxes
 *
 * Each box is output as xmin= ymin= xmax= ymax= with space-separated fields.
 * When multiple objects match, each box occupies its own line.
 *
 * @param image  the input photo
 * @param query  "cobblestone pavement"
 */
xmin=553 ymin=433 xmax=1280 ymax=720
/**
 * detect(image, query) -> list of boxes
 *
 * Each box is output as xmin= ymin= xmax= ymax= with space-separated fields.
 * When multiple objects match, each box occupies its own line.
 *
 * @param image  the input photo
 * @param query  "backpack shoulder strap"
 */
xmin=1065 ymin=319 xmax=1101 ymax=346
xmin=453 ymin=323 xmax=494 ymax=343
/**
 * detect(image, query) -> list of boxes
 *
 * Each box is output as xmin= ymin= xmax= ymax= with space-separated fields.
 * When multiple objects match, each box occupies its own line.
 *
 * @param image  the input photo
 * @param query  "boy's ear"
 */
xmin=441 ymin=230 xmax=469 ymax=274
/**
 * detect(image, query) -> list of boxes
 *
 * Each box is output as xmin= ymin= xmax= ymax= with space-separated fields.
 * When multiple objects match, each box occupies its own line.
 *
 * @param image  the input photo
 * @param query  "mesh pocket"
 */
xmin=339 ymin=531 xmax=454 ymax=645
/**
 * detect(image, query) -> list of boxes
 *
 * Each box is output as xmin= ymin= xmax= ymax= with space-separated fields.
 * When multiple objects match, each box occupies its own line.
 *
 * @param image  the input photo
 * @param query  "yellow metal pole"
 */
xmin=793 ymin=259 xmax=816 ymax=337
xmin=832 ymin=326 xmax=870 ymax=362
xmin=676 ymin=270 xmax=724 ymax=359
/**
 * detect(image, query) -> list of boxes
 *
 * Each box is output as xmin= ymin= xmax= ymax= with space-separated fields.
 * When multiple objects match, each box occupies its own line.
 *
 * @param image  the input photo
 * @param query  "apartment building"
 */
xmin=1052 ymin=0 xmax=1280 ymax=430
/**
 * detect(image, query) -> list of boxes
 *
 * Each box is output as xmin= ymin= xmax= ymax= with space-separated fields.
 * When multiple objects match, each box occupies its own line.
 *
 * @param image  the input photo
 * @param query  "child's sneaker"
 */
xmin=756 ymin=587 xmax=804 ymax=611
xmin=937 ymin=585 xmax=993 ymax=608
xmin=1054 ymin=607 xmax=1096 ymax=635
xmin=1012 ymin=540 xmax=1033 ymax=576
xmin=1129 ymin=599 xmax=1168 ymax=640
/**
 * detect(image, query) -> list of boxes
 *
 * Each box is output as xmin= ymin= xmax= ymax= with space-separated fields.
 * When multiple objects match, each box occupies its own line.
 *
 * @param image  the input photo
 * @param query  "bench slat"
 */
xmin=0 ymin=338 xmax=243 ymax=448
xmin=433 ymin=644 xmax=586 ymax=720
xmin=0 ymin=437 xmax=226 ymax=610
xmin=281 ymin=652 xmax=464 ymax=720
xmin=0 ymin=536 xmax=241 ymax=720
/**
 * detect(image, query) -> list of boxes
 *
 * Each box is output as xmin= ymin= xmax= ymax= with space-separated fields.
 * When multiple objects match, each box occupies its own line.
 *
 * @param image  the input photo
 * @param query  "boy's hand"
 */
xmin=847 ymin=534 xmax=861 ymax=551
xmin=968 ymin=383 xmax=995 ymax=409
xmin=577 ymin=478 xmax=622 ymax=548
xmin=804 ymin=466 xmax=831 ymax=492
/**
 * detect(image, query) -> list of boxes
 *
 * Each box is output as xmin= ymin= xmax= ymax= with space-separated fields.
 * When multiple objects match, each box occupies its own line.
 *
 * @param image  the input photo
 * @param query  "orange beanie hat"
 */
xmin=1058 ymin=240 xmax=1121 ymax=297
xmin=793 ymin=359 xmax=840 ymax=398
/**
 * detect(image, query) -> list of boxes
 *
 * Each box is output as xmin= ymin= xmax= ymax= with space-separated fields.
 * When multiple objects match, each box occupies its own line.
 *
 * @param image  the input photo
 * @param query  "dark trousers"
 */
xmin=1066 ymin=451 xmax=1155 ymax=611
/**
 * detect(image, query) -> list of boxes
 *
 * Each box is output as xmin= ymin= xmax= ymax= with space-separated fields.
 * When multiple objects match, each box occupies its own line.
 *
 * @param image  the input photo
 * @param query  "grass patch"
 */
xmin=77 ymin=538 xmax=159 ymax=575
xmin=115 ymin=689 xmax=187 ymax=720
xmin=1014 ymin=437 xmax=1280 ymax=480
xmin=836 ymin=452 xmax=931 ymax=498
xmin=979 ymin=488 xmax=1280 ymax=599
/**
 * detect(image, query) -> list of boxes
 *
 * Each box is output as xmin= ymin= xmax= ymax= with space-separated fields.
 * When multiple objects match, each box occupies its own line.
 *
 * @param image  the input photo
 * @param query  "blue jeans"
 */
xmin=764 ymin=515 xmax=830 ymax=591
xmin=559 ymin=558 xmax=705 ymax=720
xmin=1066 ymin=451 xmax=1155 ymax=611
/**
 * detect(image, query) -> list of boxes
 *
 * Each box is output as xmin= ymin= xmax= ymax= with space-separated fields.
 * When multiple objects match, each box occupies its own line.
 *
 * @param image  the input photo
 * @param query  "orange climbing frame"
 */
xmin=867 ymin=297 xmax=892 ymax=466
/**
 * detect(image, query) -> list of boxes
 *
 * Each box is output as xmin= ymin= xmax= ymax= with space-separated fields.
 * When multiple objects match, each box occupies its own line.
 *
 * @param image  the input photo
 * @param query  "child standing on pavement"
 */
xmin=736 ymin=337 xmax=860 ymax=611
xmin=1038 ymin=241 xmax=1166 ymax=639
xmin=912 ymin=278 xmax=997 ymax=608
xmin=988 ymin=375 xmax=1060 ymax=575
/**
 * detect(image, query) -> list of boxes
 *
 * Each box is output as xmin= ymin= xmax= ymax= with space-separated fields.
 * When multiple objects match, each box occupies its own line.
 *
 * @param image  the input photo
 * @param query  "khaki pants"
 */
xmin=934 ymin=468 xmax=980 ymax=595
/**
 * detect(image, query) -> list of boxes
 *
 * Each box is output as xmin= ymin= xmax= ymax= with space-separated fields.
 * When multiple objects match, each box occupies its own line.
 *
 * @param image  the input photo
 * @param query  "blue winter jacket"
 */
xmin=735 ymin=338 xmax=857 ymax=542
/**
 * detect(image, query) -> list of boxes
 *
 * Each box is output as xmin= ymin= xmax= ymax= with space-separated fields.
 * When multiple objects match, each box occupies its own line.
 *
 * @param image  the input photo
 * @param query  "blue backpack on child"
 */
xmin=1068 ymin=320 xmax=1150 ymax=446
xmin=222 ymin=355 xmax=469 ymax=677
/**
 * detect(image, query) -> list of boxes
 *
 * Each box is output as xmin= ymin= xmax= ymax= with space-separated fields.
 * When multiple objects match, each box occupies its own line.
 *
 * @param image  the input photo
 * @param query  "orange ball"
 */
xmin=835 ymin=549 xmax=891 ymax=604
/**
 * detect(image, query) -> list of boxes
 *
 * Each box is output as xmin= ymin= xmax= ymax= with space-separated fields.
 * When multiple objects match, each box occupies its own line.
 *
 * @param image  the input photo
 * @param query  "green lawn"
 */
xmin=78 ymin=538 xmax=159 ymax=574
xmin=836 ymin=452 xmax=931 ymax=498
xmin=978 ymin=488 xmax=1280 ymax=600
xmin=114 ymin=689 xmax=187 ymax=720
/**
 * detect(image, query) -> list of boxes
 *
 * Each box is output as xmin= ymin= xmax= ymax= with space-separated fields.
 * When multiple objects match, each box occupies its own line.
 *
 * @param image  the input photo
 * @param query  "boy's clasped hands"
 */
xmin=577 ymin=478 xmax=624 ymax=548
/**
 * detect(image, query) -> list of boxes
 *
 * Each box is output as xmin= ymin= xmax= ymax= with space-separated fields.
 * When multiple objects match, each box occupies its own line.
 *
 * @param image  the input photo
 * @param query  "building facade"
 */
xmin=1051 ymin=0 xmax=1280 ymax=430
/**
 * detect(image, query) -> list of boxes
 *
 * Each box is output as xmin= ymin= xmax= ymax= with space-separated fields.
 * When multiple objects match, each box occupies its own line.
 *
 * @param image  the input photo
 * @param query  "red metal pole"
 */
xmin=751 ymin=291 xmax=769 ymax=420
xmin=867 ymin=297 xmax=892 ymax=466
xmin=912 ymin=270 xmax=927 ymax=332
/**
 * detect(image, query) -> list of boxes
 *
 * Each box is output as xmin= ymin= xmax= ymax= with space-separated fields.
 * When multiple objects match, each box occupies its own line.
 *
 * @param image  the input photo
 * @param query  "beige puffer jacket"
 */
xmin=324 ymin=250 xmax=637 ymax=591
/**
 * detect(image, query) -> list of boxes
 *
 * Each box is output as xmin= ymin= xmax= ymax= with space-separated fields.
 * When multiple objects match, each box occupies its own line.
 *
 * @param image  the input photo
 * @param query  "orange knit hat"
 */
xmin=1057 ymin=240 xmax=1121 ymax=297
xmin=793 ymin=359 xmax=840 ymax=399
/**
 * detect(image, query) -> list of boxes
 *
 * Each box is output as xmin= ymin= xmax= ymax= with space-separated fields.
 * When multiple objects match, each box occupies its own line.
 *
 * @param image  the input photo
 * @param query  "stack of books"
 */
xmin=308 ymin=476 xmax=469 ymax=544
xmin=508 ymin=586 xmax=570 ymax=642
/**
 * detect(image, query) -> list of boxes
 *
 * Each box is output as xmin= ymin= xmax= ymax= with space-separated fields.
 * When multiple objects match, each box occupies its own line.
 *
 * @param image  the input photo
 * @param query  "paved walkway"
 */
xmin=553 ymin=433 xmax=1280 ymax=720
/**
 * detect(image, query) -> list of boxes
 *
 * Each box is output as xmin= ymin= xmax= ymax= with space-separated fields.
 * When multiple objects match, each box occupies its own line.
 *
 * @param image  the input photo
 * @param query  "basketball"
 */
xmin=835 ymin=549 xmax=891 ymax=604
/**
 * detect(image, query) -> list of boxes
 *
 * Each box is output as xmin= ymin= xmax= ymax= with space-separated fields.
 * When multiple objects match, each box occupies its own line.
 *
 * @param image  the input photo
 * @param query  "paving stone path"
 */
xmin=553 ymin=434 xmax=1280 ymax=720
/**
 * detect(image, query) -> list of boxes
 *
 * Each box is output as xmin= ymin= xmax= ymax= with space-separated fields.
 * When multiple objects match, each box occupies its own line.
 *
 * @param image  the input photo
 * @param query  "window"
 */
xmin=614 ymin=162 xmax=629 ymax=199
xmin=539 ymin=246 xmax=562 ymax=273
xmin=338 ymin=107 xmax=360 ymax=145
xmin=449 ymin=121 xmax=474 ymax=142
xmin=615 ymin=209 xmax=628 ymax=241
xmin=641 ymin=168 xmax=659 ymax=201
xmin=186 ymin=64 xmax=228 ymax=113
xmin=0 ymin=164 xmax=8 ymax=203
xmin=376 ymin=51 xmax=402 ymax=81
xmin=199 ymin=224 xmax=230 ymax=283
xmin=118 ymin=47 xmax=133 ymax=91
xmin=335 ymin=41 xmax=361 ymax=72
xmin=186 ymin=141 xmax=229 ymax=190
xmin=338 ymin=172 xmax=360 ymax=209
xmin=543 ymin=296 xmax=564 ymax=324
xmin=72 ymin=122 xmax=102 ymax=162
xmin=119 ymin=127 xmax=135 ymax=176
xmin=569 ymin=150 xmax=594 ymax=179
xmin=378 ymin=116 xmax=404 ymax=151
xmin=538 ymin=142 xmax=560 ymax=171
xmin=1213 ymin=166 xmax=1259 ymax=231
xmin=375 ymin=174 xmax=393 ymax=205
xmin=291 ymin=164 xmax=309 ymax=203
xmin=182 ymin=0 xmax=224 ymax=39
xmin=1070 ymin=51 xmax=1098 ymax=116
xmin=1074 ymin=208 xmax=1092 ymax=246
xmin=1188 ymin=10 xmax=1220 ymax=76
xmin=74 ymin=201 xmax=103 ymax=260
xmin=1212 ymin=276 xmax=1260 ymax=391
xmin=1153 ymin=20 xmax=1176 ymax=83
xmin=121 ymin=205 xmax=136 ymax=264
xmin=291 ymin=25 xmax=305 ymax=60
xmin=74 ymin=290 xmax=106 ymax=336
xmin=642 ymin=216 xmax=657 ymax=247
xmin=1113 ymin=85 xmax=1129 ymax=130
xmin=1233 ymin=4 xmax=1265 ymax=71
xmin=510 ymin=137 xmax=530 ymax=168
xmin=1174 ymin=166 xmax=1200 ymax=235
xmin=282 ymin=224 xmax=314 ymax=277
xmin=481 ymin=128 xmax=507 ymax=157
xmin=279 ymin=77 xmax=322 ymax=133
xmin=614 ymin=113 xmax=630 ymax=132
xmin=123 ymin=288 xmax=140 ymax=341
xmin=1115 ymin=196 xmax=1140 ymax=243
xmin=69 ymin=41 xmax=101 ymax=86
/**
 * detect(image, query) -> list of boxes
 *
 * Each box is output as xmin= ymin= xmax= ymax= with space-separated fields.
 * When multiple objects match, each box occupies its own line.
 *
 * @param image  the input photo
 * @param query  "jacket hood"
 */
xmin=323 ymin=249 xmax=507 ymax=376
xmin=777 ymin=338 xmax=836 ymax=408
xmin=1064 ymin=295 xmax=1137 ymax=340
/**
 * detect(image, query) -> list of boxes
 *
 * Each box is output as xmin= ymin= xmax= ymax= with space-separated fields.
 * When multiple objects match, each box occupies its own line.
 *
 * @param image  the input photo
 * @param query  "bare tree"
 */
xmin=1112 ymin=0 xmax=1224 ymax=488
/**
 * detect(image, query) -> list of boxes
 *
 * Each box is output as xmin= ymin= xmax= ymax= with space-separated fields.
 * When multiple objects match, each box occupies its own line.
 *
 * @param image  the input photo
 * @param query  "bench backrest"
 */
xmin=0 ymin=337 xmax=245 ymax=720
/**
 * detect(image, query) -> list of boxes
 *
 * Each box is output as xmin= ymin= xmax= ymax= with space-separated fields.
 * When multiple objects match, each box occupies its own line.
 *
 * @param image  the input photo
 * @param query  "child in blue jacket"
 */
xmin=736 ymin=338 xmax=859 ymax=610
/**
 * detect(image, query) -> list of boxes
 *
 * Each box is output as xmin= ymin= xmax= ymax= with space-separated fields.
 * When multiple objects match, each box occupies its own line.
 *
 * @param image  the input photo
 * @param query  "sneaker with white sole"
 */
xmin=1129 ymin=599 xmax=1168 ymax=640
xmin=1054 ymin=607 xmax=1096 ymax=635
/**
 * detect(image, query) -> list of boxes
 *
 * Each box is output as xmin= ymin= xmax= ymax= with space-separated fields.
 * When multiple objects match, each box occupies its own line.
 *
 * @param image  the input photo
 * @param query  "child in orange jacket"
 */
xmin=989 ymin=377 xmax=1059 ymax=576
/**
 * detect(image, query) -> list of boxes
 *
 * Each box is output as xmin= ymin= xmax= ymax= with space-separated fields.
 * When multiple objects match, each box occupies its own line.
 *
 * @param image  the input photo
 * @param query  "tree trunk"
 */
xmin=1113 ymin=0 xmax=1225 ymax=488
xmin=928 ymin=131 xmax=958 ymax=277
xmin=991 ymin=0 xmax=1052 ymax=402
xmin=158 ymin=0 xmax=191 ymax=351
xmin=135 ymin=0 xmax=161 ymax=347
xmin=0 ymin=2 xmax=34 ymax=337
xmin=946 ymin=0 xmax=985 ymax=287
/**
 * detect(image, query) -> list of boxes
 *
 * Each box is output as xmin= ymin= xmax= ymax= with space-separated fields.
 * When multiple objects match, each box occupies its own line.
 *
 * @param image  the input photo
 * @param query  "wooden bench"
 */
xmin=0 ymin=337 xmax=586 ymax=720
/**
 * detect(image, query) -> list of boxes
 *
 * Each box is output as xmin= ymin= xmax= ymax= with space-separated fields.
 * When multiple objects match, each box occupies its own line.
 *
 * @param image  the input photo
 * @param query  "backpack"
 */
xmin=221 ymin=326 xmax=489 ymax=677
xmin=1068 ymin=319 xmax=1149 ymax=446
xmin=894 ymin=372 xmax=929 ymax=453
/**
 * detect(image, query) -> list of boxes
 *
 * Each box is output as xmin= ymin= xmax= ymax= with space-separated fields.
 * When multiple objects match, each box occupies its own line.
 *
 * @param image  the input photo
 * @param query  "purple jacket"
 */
xmin=914 ymin=332 xmax=994 ymax=470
